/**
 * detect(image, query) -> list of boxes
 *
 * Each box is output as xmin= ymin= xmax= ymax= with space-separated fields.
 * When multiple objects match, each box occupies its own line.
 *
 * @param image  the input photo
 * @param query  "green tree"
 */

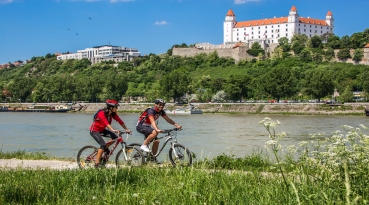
xmin=310 ymin=35 xmax=323 ymax=48
xmin=160 ymin=70 xmax=191 ymax=102
xmin=260 ymin=67 xmax=298 ymax=101
xmin=303 ymin=69 xmax=334 ymax=101
xmin=278 ymin=37 xmax=290 ymax=52
xmin=247 ymin=42 xmax=265 ymax=56
xmin=224 ymin=74 xmax=252 ymax=101
xmin=352 ymin=48 xmax=364 ymax=61
xmin=324 ymin=48 xmax=335 ymax=61
xmin=337 ymin=48 xmax=351 ymax=60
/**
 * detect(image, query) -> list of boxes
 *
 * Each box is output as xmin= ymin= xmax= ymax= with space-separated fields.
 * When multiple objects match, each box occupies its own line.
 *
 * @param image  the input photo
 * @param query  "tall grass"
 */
xmin=1 ymin=118 xmax=369 ymax=204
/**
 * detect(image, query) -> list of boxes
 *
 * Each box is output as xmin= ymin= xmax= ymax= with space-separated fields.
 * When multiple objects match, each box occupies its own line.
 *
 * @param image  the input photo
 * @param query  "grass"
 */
xmin=2 ymin=118 xmax=369 ymax=204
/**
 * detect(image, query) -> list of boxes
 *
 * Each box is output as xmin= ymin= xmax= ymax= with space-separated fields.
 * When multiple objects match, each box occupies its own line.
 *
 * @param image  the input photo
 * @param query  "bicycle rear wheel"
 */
xmin=115 ymin=147 xmax=145 ymax=168
xmin=77 ymin=145 xmax=98 ymax=169
xmin=169 ymin=144 xmax=192 ymax=167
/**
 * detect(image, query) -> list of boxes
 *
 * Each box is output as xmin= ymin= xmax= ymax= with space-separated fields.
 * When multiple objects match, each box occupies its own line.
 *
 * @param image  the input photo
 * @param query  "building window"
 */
xmin=304 ymin=25 xmax=306 ymax=27
xmin=272 ymin=35 xmax=274 ymax=38
xmin=252 ymin=27 xmax=254 ymax=30
xmin=310 ymin=25 xmax=312 ymax=27
xmin=272 ymin=40 xmax=274 ymax=43
xmin=252 ymin=37 xmax=254 ymax=39
xmin=258 ymin=36 xmax=260 ymax=38
xmin=252 ymin=32 xmax=253 ymax=34
xmin=272 ymin=26 xmax=274 ymax=28
xmin=286 ymin=33 xmax=288 ymax=36
xmin=258 ymin=27 xmax=260 ymax=29
xmin=258 ymin=31 xmax=260 ymax=34
xmin=244 ymin=37 xmax=246 ymax=40
xmin=304 ymin=29 xmax=306 ymax=32
xmin=237 ymin=33 xmax=239 ymax=36
xmin=286 ymin=29 xmax=288 ymax=31
xmin=310 ymin=30 xmax=311 ymax=32
xmin=244 ymin=28 xmax=246 ymax=30
xmin=321 ymin=31 xmax=323 ymax=33
xmin=278 ymin=34 xmax=280 ymax=37
xmin=278 ymin=25 xmax=280 ymax=27
xmin=315 ymin=30 xmax=317 ymax=33
xmin=237 ymin=38 xmax=239 ymax=40
xmin=265 ymin=26 xmax=267 ymax=28
xmin=237 ymin=29 xmax=239 ymax=31
xmin=272 ymin=30 xmax=273 ymax=33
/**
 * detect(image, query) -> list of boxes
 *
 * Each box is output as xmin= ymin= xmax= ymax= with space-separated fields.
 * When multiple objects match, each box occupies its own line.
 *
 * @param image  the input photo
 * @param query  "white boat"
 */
xmin=164 ymin=104 xmax=203 ymax=115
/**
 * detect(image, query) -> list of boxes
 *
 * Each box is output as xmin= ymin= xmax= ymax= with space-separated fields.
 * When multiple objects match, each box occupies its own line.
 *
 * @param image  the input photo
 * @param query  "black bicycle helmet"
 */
xmin=106 ymin=99 xmax=120 ymax=107
xmin=155 ymin=99 xmax=166 ymax=105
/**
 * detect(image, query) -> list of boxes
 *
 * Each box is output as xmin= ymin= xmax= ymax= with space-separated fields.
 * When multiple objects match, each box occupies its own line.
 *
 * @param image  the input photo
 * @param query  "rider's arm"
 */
xmin=113 ymin=114 xmax=132 ymax=133
xmin=162 ymin=115 xmax=182 ymax=129
xmin=148 ymin=116 xmax=161 ymax=132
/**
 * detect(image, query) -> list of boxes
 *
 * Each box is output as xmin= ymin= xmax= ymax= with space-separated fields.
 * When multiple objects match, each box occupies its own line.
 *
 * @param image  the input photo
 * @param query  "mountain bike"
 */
xmin=129 ymin=128 xmax=192 ymax=167
xmin=77 ymin=131 xmax=145 ymax=169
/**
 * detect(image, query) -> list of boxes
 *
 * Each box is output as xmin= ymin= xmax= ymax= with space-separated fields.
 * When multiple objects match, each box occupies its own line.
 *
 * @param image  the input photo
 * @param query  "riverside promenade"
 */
xmin=2 ymin=102 xmax=367 ymax=115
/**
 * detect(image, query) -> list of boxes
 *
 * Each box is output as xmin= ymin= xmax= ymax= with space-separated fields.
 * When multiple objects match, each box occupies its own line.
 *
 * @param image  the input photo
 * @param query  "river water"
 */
xmin=1 ymin=112 xmax=368 ymax=161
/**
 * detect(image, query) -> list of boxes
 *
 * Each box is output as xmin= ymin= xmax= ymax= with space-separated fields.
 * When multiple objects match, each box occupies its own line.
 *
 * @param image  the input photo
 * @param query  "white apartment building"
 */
xmin=224 ymin=6 xmax=334 ymax=45
xmin=57 ymin=45 xmax=140 ymax=64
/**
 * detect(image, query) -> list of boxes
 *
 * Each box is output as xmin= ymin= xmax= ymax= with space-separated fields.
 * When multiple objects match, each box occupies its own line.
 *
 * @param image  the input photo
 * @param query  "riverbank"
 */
xmin=2 ymin=102 xmax=369 ymax=115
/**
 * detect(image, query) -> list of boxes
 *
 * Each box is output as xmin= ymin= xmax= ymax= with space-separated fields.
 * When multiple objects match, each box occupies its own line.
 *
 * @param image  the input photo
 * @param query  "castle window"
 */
xmin=315 ymin=26 xmax=317 ymax=28
xmin=286 ymin=33 xmax=288 ymax=37
xmin=310 ymin=25 xmax=312 ymax=27
xmin=278 ymin=34 xmax=280 ymax=37
xmin=272 ymin=26 xmax=274 ymax=28
xmin=237 ymin=29 xmax=239 ymax=31
xmin=278 ymin=25 xmax=280 ymax=27
xmin=237 ymin=38 xmax=239 ymax=41
xmin=244 ymin=28 xmax=246 ymax=30
xmin=304 ymin=25 xmax=306 ymax=27
xmin=258 ymin=27 xmax=260 ymax=29
xmin=252 ymin=32 xmax=253 ymax=34
xmin=272 ymin=35 xmax=274 ymax=38
xmin=259 ymin=31 xmax=260 ymax=34
xmin=252 ymin=36 xmax=254 ymax=39
xmin=315 ymin=30 xmax=317 ymax=33
xmin=252 ymin=27 xmax=253 ymax=30
xmin=272 ymin=30 xmax=273 ymax=33
xmin=272 ymin=40 xmax=274 ymax=43
xmin=321 ymin=31 xmax=323 ymax=33
xmin=310 ymin=30 xmax=311 ymax=32
xmin=259 ymin=36 xmax=260 ymax=38
xmin=304 ymin=29 xmax=306 ymax=32
xmin=286 ymin=28 xmax=288 ymax=31
xmin=265 ymin=26 xmax=267 ymax=28
xmin=244 ymin=37 xmax=246 ymax=40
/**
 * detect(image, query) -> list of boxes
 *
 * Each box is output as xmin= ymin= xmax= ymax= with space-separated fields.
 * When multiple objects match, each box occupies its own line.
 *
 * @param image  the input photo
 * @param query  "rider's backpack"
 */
xmin=93 ymin=109 xmax=103 ymax=121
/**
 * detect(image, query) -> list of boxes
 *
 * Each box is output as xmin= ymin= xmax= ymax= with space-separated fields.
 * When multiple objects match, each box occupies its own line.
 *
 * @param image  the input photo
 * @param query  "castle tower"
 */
xmin=288 ymin=6 xmax=299 ymax=23
xmin=224 ymin=8 xmax=236 ymax=44
xmin=325 ymin=10 xmax=334 ymax=33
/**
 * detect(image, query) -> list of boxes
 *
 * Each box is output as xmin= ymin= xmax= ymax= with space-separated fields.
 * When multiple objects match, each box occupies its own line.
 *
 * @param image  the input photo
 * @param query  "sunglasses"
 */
xmin=158 ymin=103 xmax=165 ymax=107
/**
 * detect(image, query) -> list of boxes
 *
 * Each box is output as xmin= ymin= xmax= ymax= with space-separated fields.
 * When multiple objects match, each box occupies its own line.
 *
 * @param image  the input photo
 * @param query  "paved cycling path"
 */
xmin=0 ymin=159 xmax=78 ymax=170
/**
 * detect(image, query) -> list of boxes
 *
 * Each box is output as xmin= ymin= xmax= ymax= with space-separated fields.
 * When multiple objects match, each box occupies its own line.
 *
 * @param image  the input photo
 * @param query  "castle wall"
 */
xmin=173 ymin=45 xmax=369 ymax=65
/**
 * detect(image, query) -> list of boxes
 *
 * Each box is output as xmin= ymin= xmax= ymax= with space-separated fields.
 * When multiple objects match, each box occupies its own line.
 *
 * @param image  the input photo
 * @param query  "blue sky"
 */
xmin=0 ymin=0 xmax=368 ymax=64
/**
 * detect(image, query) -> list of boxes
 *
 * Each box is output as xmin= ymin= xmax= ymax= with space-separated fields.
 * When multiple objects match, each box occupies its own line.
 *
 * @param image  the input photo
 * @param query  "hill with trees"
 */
xmin=1 ymin=29 xmax=369 ymax=103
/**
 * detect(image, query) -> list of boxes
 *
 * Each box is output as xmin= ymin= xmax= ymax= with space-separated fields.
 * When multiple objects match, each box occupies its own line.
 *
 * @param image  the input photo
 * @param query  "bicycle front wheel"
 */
xmin=77 ymin=145 xmax=98 ymax=169
xmin=169 ymin=144 xmax=192 ymax=167
xmin=115 ymin=147 xmax=145 ymax=168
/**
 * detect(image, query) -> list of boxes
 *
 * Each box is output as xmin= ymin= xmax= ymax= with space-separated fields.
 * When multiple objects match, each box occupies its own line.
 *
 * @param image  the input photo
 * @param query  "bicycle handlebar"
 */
xmin=162 ymin=128 xmax=181 ymax=133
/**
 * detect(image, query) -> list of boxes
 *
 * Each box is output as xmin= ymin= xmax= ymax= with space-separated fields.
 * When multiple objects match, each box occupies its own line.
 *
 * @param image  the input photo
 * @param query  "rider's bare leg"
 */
xmin=143 ymin=130 xmax=158 ymax=146
xmin=152 ymin=140 xmax=160 ymax=155
xmin=95 ymin=148 xmax=104 ymax=164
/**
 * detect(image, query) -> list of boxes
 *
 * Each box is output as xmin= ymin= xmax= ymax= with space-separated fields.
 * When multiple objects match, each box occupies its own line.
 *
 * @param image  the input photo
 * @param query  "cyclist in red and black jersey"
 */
xmin=90 ymin=99 xmax=132 ymax=167
xmin=136 ymin=99 xmax=181 ymax=155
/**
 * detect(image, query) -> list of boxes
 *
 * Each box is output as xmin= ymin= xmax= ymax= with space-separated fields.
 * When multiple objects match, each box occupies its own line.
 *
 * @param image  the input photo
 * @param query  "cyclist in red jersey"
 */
xmin=136 ymin=99 xmax=182 ymax=156
xmin=90 ymin=99 xmax=132 ymax=167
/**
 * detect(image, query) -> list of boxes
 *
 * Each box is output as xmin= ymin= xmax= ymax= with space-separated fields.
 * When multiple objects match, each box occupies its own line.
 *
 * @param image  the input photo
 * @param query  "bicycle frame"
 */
xmin=104 ymin=131 xmax=131 ymax=162
xmin=150 ymin=129 xmax=179 ymax=158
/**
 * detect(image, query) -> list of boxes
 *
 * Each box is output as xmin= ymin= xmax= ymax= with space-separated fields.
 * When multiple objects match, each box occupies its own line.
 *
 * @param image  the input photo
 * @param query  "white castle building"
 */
xmin=57 ymin=45 xmax=140 ymax=64
xmin=224 ymin=6 xmax=334 ymax=45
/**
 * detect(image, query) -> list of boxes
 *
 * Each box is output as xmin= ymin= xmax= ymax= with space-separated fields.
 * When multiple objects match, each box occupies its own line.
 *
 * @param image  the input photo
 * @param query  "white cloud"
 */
xmin=110 ymin=0 xmax=134 ymax=2
xmin=234 ymin=0 xmax=260 ymax=4
xmin=0 ymin=0 xmax=13 ymax=4
xmin=155 ymin=21 xmax=169 ymax=25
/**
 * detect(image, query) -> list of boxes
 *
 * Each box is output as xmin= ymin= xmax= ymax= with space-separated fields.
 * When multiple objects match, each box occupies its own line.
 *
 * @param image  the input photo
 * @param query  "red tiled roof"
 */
xmin=326 ymin=10 xmax=333 ymax=16
xmin=233 ymin=42 xmax=242 ymax=48
xmin=299 ymin=17 xmax=328 ymax=25
xmin=226 ymin=9 xmax=235 ymax=16
xmin=234 ymin=16 xmax=328 ymax=28
xmin=364 ymin=43 xmax=369 ymax=48
xmin=290 ymin=6 xmax=297 ymax=12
